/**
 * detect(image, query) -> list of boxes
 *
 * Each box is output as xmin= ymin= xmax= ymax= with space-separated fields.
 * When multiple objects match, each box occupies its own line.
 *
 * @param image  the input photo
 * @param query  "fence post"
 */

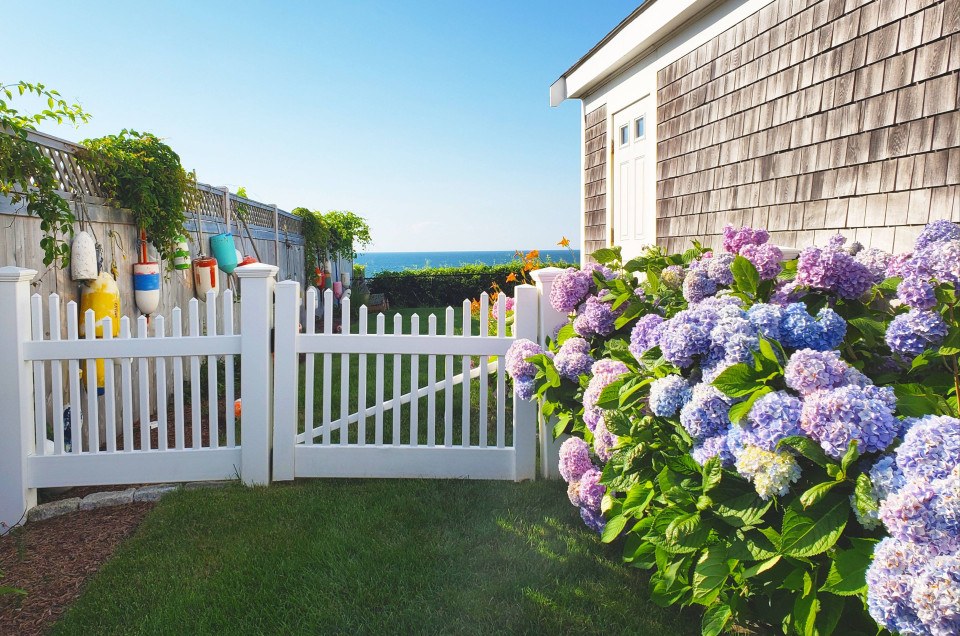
xmin=530 ymin=267 xmax=570 ymax=479
xmin=271 ymin=204 xmax=280 ymax=271
xmin=236 ymin=263 xmax=279 ymax=485
xmin=272 ymin=280 xmax=300 ymax=481
xmin=0 ymin=267 xmax=38 ymax=528
xmin=512 ymin=284 xmax=538 ymax=481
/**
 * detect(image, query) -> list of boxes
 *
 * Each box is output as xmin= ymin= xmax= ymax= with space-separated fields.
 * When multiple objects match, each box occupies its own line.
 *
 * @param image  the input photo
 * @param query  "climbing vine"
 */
xmin=294 ymin=208 xmax=371 ymax=279
xmin=0 ymin=81 xmax=91 ymax=266
xmin=78 ymin=130 xmax=189 ymax=264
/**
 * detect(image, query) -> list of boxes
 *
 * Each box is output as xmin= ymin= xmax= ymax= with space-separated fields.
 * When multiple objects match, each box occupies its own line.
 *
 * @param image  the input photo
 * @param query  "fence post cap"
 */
xmin=0 ymin=266 xmax=37 ymax=282
xmin=234 ymin=263 xmax=279 ymax=279
xmin=530 ymin=267 xmax=566 ymax=284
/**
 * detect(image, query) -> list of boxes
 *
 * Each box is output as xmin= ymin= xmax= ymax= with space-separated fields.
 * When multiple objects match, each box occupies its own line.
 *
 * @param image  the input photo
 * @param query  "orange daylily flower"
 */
xmin=505 ymin=272 xmax=518 ymax=283
xmin=523 ymin=263 xmax=533 ymax=272
xmin=558 ymin=236 xmax=570 ymax=247
xmin=525 ymin=249 xmax=540 ymax=260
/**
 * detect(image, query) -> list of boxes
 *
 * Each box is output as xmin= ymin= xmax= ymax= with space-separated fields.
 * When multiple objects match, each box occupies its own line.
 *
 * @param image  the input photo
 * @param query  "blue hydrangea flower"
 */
xmin=679 ymin=383 xmax=731 ymax=441
xmin=743 ymin=391 xmax=803 ymax=452
xmin=549 ymin=267 xmax=591 ymax=313
xmin=911 ymin=552 xmax=960 ymax=636
xmin=915 ymin=219 xmax=960 ymax=251
xmin=682 ymin=267 xmax=718 ymax=303
xmin=514 ymin=378 xmax=535 ymax=400
xmin=558 ymin=437 xmax=593 ymax=483
xmin=553 ymin=337 xmax=594 ymax=381
xmin=854 ymin=455 xmax=906 ymax=529
xmin=895 ymin=415 xmax=960 ymax=483
xmin=784 ymin=349 xmax=851 ymax=395
xmin=800 ymin=384 xmax=899 ymax=458
xmin=691 ymin=432 xmax=735 ymax=467
xmin=578 ymin=468 xmax=605 ymax=512
xmin=867 ymin=537 xmax=934 ymax=636
xmin=573 ymin=295 xmax=623 ymax=338
xmin=710 ymin=315 xmax=759 ymax=366
xmin=579 ymin=505 xmax=605 ymax=533
xmin=779 ymin=303 xmax=846 ymax=351
xmin=706 ymin=253 xmax=736 ymax=286
xmin=583 ymin=359 xmax=629 ymax=431
xmin=648 ymin=375 xmax=693 ymax=417
xmin=734 ymin=445 xmax=802 ymax=499
xmin=628 ymin=314 xmax=664 ymax=361
xmin=505 ymin=338 xmax=543 ymax=381
xmin=593 ymin=420 xmax=618 ymax=462
xmin=886 ymin=309 xmax=949 ymax=359
xmin=879 ymin=469 xmax=960 ymax=552
xmin=740 ymin=243 xmax=784 ymax=280
xmin=745 ymin=304 xmax=783 ymax=340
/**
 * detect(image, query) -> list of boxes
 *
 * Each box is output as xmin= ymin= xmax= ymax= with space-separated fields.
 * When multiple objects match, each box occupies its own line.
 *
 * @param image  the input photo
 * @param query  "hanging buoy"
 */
xmin=210 ymin=233 xmax=238 ymax=274
xmin=133 ymin=261 xmax=161 ymax=315
xmin=71 ymin=231 xmax=98 ymax=281
xmin=193 ymin=255 xmax=220 ymax=298
xmin=173 ymin=236 xmax=191 ymax=270
xmin=341 ymin=270 xmax=351 ymax=289
xmin=324 ymin=259 xmax=334 ymax=290
xmin=79 ymin=272 xmax=121 ymax=396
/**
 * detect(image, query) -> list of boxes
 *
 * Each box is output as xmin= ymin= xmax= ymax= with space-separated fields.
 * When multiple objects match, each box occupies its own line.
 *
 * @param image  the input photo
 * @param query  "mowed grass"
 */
xmin=53 ymin=479 xmax=698 ymax=635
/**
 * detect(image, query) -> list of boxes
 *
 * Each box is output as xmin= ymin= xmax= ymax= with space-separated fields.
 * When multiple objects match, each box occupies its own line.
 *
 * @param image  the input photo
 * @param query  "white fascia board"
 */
xmin=562 ymin=0 xmax=719 ymax=102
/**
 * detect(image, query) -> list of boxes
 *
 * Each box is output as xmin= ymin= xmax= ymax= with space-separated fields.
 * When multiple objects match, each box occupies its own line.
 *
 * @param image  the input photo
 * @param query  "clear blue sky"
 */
xmin=7 ymin=1 xmax=639 ymax=251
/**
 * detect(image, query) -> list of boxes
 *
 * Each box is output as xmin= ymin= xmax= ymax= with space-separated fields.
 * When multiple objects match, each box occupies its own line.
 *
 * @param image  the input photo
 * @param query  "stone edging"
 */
xmin=26 ymin=481 xmax=237 ymax=523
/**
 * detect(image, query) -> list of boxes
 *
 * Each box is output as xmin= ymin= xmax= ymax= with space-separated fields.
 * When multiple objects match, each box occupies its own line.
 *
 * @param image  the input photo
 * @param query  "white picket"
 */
xmin=155 ymin=315 xmax=168 ymax=452
xmin=357 ymin=305 xmax=368 ymax=446
xmin=66 ymin=302 xmax=82 ymax=454
xmin=461 ymin=299 xmax=471 ymax=448
xmin=223 ymin=290 xmax=235 ymax=448
xmin=496 ymin=295 xmax=506 ymax=449
xmin=30 ymin=295 xmax=46 ymax=456
xmin=392 ymin=313 xmax=402 ymax=446
xmin=303 ymin=287 xmax=317 ymax=445
xmin=478 ymin=292 xmax=489 ymax=448
xmin=322 ymin=289 xmax=333 ymax=445
xmin=409 ymin=314 xmax=420 ymax=447
xmin=426 ymin=314 xmax=437 ymax=447
xmin=119 ymin=317 xmax=134 ymax=452
xmin=172 ymin=307 xmax=185 ymax=450
xmin=48 ymin=294 xmax=64 ymax=455
xmin=84 ymin=310 xmax=99 ymax=453
xmin=374 ymin=312 xmax=385 ymax=445
xmin=137 ymin=316 xmax=151 ymax=451
xmin=339 ymin=297 xmax=351 ymax=445
xmin=206 ymin=290 xmax=219 ymax=450
xmin=444 ymin=307 xmax=454 ymax=447
xmin=102 ymin=317 xmax=117 ymax=453
xmin=189 ymin=300 xmax=201 ymax=449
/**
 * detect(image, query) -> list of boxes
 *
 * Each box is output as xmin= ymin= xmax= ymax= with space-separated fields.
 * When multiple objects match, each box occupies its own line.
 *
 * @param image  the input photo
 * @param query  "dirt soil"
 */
xmin=0 ymin=503 xmax=153 ymax=635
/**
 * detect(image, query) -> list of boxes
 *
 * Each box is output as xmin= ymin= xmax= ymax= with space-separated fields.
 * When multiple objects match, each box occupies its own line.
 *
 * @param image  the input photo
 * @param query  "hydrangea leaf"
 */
xmin=778 ymin=435 xmax=831 ymax=469
xmin=732 ymin=255 xmax=760 ymax=295
xmin=712 ymin=363 xmax=764 ymax=398
xmin=791 ymin=585 xmax=818 ymax=636
xmin=712 ymin=489 xmax=772 ymax=529
xmin=820 ymin=541 xmax=875 ymax=597
xmin=596 ymin=379 xmax=623 ymax=409
xmin=799 ymin=481 xmax=842 ymax=509
xmin=727 ymin=386 xmax=772 ymax=424
xmin=591 ymin=247 xmax=620 ymax=265
xmin=701 ymin=602 xmax=733 ymax=636
xmin=600 ymin=513 xmax=628 ymax=544
xmin=779 ymin=496 xmax=848 ymax=558
xmin=692 ymin=545 xmax=731 ymax=605
xmin=852 ymin=472 xmax=879 ymax=520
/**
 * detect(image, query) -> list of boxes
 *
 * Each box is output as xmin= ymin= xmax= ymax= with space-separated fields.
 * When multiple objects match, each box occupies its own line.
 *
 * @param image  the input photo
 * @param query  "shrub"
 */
xmin=507 ymin=224 xmax=960 ymax=635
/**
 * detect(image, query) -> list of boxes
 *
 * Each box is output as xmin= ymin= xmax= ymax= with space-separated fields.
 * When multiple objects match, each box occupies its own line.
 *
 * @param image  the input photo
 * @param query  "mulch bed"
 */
xmin=0 ymin=503 xmax=154 ymax=635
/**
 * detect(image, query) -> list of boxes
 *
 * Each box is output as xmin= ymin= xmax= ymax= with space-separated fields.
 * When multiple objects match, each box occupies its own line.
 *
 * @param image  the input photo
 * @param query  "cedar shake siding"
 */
xmin=584 ymin=105 xmax=608 ymax=259
xmin=655 ymin=0 xmax=960 ymax=254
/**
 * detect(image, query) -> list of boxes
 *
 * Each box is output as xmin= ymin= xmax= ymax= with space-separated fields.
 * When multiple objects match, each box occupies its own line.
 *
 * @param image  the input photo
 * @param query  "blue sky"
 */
xmin=7 ymin=1 xmax=638 ymax=251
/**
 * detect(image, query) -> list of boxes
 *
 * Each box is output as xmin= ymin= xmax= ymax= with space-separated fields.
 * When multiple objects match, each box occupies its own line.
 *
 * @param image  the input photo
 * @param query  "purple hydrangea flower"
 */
xmin=878 ymin=469 xmax=960 ymax=551
xmin=515 ymin=378 xmax=535 ymax=400
xmin=926 ymin=240 xmax=960 ymax=284
xmin=583 ymin=359 xmax=629 ymax=431
xmin=897 ymin=276 xmax=937 ymax=309
xmin=579 ymin=505 xmax=605 ymax=533
xmin=795 ymin=242 xmax=875 ymax=299
xmin=578 ymin=468 xmax=605 ymax=511
xmin=895 ymin=415 xmax=960 ymax=483
xmin=723 ymin=224 xmax=770 ymax=253
xmin=505 ymin=338 xmax=543 ymax=380
xmin=800 ymin=384 xmax=899 ymax=458
xmin=887 ymin=252 xmax=913 ymax=278
xmin=593 ymin=420 xmax=618 ymax=462
xmin=911 ymin=552 xmax=960 ymax=636
xmin=743 ymin=391 xmax=803 ymax=452
xmin=747 ymin=304 xmax=783 ymax=340
xmin=573 ymin=295 xmax=623 ymax=338
xmin=866 ymin=537 xmax=935 ymax=636
xmin=855 ymin=248 xmax=893 ymax=282
xmin=553 ymin=337 xmax=594 ymax=381
xmin=886 ymin=309 xmax=949 ymax=359
xmin=682 ymin=268 xmax=718 ymax=303
xmin=582 ymin=262 xmax=616 ymax=281
xmin=549 ymin=268 xmax=591 ymax=313
xmin=691 ymin=432 xmax=735 ymax=467
xmin=706 ymin=253 xmax=736 ymax=286
xmin=915 ymin=220 xmax=960 ymax=251
xmin=779 ymin=303 xmax=846 ymax=351
xmin=740 ymin=243 xmax=784 ymax=280
xmin=784 ymin=349 xmax=851 ymax=395
xmin=558 ymin=437 xmax=593 ymax=483
xmin=628 ymin=314 xmax=664 ymax=361
xmin=649 ymin=375 xmax=693 ymax=417
xmin=661 ymin=265 xmax=685 ymax=289
xmin=770 ymin=279 xmax=802 ymax=305
xmin=679 ymin=383 xmax=731 ymax=441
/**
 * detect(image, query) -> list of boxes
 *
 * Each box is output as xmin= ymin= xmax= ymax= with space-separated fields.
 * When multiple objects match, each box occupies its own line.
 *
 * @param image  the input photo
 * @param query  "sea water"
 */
xmin=355 ymin=250 xmax=580 ymax=276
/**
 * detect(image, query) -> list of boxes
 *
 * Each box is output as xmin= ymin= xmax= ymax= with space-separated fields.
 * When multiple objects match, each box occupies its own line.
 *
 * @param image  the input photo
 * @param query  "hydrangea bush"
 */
xmin=506 ymin=223 xmax=960 ymax=636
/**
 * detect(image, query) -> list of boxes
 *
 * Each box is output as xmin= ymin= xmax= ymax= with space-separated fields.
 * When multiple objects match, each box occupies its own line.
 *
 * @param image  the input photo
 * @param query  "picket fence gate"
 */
xmin=0 ymin=265 xmax=569 ymax=528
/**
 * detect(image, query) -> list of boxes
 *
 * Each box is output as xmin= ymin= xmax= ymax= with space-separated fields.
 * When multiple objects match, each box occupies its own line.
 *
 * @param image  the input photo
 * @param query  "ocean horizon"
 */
xmin=356 ymin=249 xmax=581 ymax=276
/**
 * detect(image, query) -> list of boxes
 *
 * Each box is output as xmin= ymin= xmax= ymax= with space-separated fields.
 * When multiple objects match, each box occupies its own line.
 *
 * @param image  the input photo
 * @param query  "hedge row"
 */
xmin=367 ymin=261 xmax=576 ymax=308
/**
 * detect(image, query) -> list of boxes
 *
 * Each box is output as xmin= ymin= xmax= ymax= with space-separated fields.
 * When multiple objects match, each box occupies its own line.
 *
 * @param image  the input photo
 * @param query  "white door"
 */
xmin=612 ymin=98 xmax=654 ymax=257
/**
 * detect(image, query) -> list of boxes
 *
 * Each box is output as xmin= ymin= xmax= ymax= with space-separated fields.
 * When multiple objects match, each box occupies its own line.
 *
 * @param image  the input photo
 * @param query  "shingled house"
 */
xmin=551 ymin=0 xmax=960 ymax=261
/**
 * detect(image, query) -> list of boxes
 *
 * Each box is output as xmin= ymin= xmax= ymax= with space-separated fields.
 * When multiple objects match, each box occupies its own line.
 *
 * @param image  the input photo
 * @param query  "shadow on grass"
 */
xmin=53 ymin=480 xmax=699 ymax=635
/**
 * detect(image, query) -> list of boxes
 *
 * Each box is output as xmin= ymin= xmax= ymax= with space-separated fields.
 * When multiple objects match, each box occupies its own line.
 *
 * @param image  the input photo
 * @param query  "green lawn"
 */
xmin=53 ymin=480 xmax=698 ymax=635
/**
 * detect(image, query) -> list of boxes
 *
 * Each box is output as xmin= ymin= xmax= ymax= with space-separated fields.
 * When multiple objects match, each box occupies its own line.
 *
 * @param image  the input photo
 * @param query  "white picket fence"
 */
xmin=0 ymin=264 xmax=569 ymax=528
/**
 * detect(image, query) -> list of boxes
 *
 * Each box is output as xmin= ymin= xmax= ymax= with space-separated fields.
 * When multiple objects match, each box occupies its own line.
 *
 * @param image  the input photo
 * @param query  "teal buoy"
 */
xmin=210 ymin=233 xmax=238 ymax=274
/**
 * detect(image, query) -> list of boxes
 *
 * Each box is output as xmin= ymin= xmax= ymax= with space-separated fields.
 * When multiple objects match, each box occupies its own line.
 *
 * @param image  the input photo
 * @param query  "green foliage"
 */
xmin=370 ymin=261 xmax=576 ymax=308
xmin=295 ymin=208 xmax=372 ymax=278
xmin=0 ymin=81 xmax=91 ymax=266
xmin=78 ymin=130 xmax=188 ymax=264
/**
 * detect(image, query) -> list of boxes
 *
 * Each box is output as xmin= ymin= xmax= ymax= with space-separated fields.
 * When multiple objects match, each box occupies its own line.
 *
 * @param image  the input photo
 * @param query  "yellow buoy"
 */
xmin=79 ymin=272 xmax=121 ymax=394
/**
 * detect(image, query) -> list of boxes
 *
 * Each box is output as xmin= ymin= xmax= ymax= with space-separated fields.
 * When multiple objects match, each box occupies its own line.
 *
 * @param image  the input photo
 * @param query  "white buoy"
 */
xmin=193 ymin=255 xmax=220 ymax=298
xmin=173 ymin=236 xmax=191 ymax=270
xmin=71 ymin=231 xmax=98 ymax=281
xmin=133 ymin=261 xmax=161 ymax=315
